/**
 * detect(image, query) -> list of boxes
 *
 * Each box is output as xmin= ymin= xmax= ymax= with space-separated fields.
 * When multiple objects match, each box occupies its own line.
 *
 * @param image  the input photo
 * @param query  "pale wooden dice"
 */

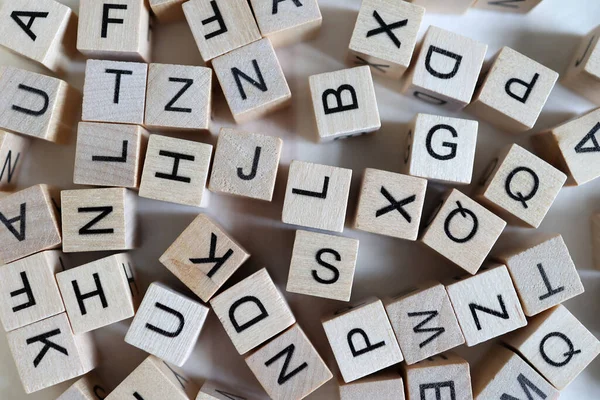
xmin=339 ymin=371 xmax=405 ymax=400
xmin=210 ymin=268 xmax=295 ymax=355
xmin=410 ymin=0 xmax=476 ymax=14
xmin=403 ymin=114 xmax=478 ymax=184
xmin=197 ymin=381 xmax=257 ymax=400
xmin=421 ymin=189 xmax=506 ymax=275
xmin=282 ymin=160 xmax=352 ymax=233
xmin=245 ymin=324 xmax=332 ymax=400
xmin=354 ymin=168 xmax=427 ymax=240
xmin=61 ymin=188 xmax=136 ymax=253
xmin=593 ymin=213 xmax=600 ymax=270
xmin=563 ymin=25 xmax=600 ymax=104
xmin=77 ymin=0 xmax=151 ymax=62
xmin=384 ymin=281 xmax=465 ymax=365
xmin=0 ymin=131 xmax=30 ymax=190
xmin=82 ymin=59 xmax=148 ymax=125
xmin=57 ymin=372 xmax=108 ymax=400
xmin=476 ymin=144 xmax=566 ymax=228
xmin=445 ymin=265 xmax=527 ymax=346
xmin=309 ymin=66 xmax=381 ymax=141
xmin=286 ymin=230 xmax=359 ymax=301
xmin=0 ymin=184 xmax=61 ymax=264
xmin=348 ymin=0 xmax=424 ymax=80
xmin=139 ymin=134 xmax=212 ymax=207
xmin=403 ymin=26 xmax=487 ymax=111
xmin=209 ymin=128 xmax=282 ymax=201
xmin=504 ymin=305 xmax=600 ymax=389
xmin=0 ymin=66 xmax=80 ymax=144
xmin=468 ymin=47 xmax=559 ymax=133
xmin=322 ymin=298 xmax=403 ymax=383
xmin=6 ymin=313 xmax=98 ymax=394
xmin=472 ymin=0 xmax=545 ymax=13
xmin=145 ymin=63 xmax=212 ymax=131
xmin=149 ymin=0 xmax=186 ymax=23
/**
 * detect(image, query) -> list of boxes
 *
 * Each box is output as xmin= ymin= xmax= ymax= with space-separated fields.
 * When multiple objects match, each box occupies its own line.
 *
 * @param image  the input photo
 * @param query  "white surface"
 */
xmin=1 ymin=0 xmax=599 ymax=398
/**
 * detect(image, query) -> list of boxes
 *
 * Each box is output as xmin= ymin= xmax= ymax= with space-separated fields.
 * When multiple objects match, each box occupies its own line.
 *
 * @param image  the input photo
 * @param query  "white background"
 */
xmin=1 ymin=0 xmax=600 ymax=398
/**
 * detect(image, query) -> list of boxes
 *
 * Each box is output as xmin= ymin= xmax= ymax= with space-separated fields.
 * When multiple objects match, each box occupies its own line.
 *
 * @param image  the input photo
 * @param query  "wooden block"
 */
xmin=159 ymin=214 xmax=250 ymax=303
xmin=472 ymin=0 xmax=544 ymax=13
xmin=77 ymin=0 xmax=151 ymax=62
xmin=403 ymin=114 xmax=478 ymax=184
xmin=249 ymin=0 xmax=322 ymax=47
xmin=309 ymin=66 xmax=381 ymax=141
xmin=6 ymin=313 xmax=98 ymax=394
xmin=213 ymin=38 xmax=291 ymax=123
xmin=197 ymin=381 xmax=256 ymax=400
xmin=348 ymin=0 xmax=424 ymax=80
xmin=409 ymin=0 xmax=475 ymax=14
xmin=210 ymin=268 xmax=295 ymax=355
xmin=0 ymin=131 xmax=30 ymax=190
xmin=57 ymin=372 xmax=108 ymax=400
xmin=593 ymin=213 xmax=600 ymax=270
xmin=504 ymin=305 xmax=600 ymax=389
xmin=354 ymin=168 xmax=427 ymax=240
xmin=0 ymin=184 xmax=61 ymax=264
xmin=282 ymin=160 xmax=352 ymax=233
xmin=421 ymin=189 xmax=506 ymax=275
xmin=149 ymin=0 xmax=186 ymax=23
xmin=384 ymin=281 xmax=465 ymax=365
xmin=562 ymin=25 xmax=600 ymax=104
xmin=145 ymin=63 xmax=212 ymax=131
xmin=468 ymin=47 xmax=559 ymax=133
xmin=403 ymin=26 xmax=487 ymax=110
xmin=245 ymin=324 xmax=333 ymax=400
xmin=74 ymin=122 xmax=149 ymax=189
xmin=139 ymin=134 xmax=212 ymax=207
xmin=0 ymin=66 xmax=80 ymax=144
xmin=475 ymin=144 xmax=566 ymax=228
xmin=286 ymin=230 xmax=359 ymax=301
xmin=322 ymin=298 xmax=403 ymax=383
xmin=61 ymin=188 xmax=136 ymax=253
xmin=182 ymin=0 xmax=261 ymax=63
xmin=82 ymin=59 xmax=148 ymax=125
xmin=445 ymin=265 xmax=527 ymax=346
xmin=339 ymin=371 xmax=405 ymax=400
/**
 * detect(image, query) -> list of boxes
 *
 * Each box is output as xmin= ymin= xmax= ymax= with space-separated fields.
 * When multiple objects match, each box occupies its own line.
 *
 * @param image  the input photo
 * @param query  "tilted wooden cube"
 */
xmin=0 ymin=131 xmax=30 ymax=191
xmin=149 ymin=0 xmax=187 ymax=23
xmin=339 ymin=371 xmax=405 ymax=400
xmin=410 ymin=0 xmax=475 ymax=14
xmin=563 ymin=25 xmax=600 ymax=104
xmin=57 ymin=372 xmax=108 ymax=400
xmin=472 ymin=0 xmax=545 ymax=14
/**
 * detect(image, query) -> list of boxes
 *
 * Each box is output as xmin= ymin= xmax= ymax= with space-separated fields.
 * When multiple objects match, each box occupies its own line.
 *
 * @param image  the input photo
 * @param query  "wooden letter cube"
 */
xmin=286 ymin=230 xmax=359 ymax=301
xmin=348 ymin=0 xmax=424 ymax=80
xmin=210 ymin=268 xmax=295 ymax=355
xmin=149 ymin=0 xmax=186 ymax=23
xmin=322 ymin=298 xmax=403 ymax=383
xmin=197 ymin=381 xmax=257 ymax=400
xmin=472 ymin=0 xmax=545 ymax=13
xmin=0 ymin=131 xmax=30 ymax=190
xmin=282 ymin=160 xmax=352 ymax=233
xmin=139 ymin=134 xmax=212 ymax=207
xmin=354 ymin=168 xmax=427 ymax=240
xmin=61 ymin=188 xmax=136 ymax=253
xmin=339 ymin=372 xmax=405 ymax=400
xmin=209 ymin=128 xmax=282 ymax=201
xmin=57 ymin=372 xmax=108 ymax=400
xmin=245 ymin=324 xmax=333 ymax=400
xmin=563 ymin=25 xmax=600 ymax=104
xmin=409 ymin=0 xmax=476 ymax=14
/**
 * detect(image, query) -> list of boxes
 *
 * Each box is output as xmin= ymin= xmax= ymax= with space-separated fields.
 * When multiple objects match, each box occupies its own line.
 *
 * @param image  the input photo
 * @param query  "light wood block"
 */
xmin=245 ymin=324 xmax=332 ymax=400
xmin=445 ymin=265 xmax=527 ymax=346
xmin=384 ymin=281 xmax=465 ymax=365
xmin=149 ymin=0 xmax=186 ymax=23
xmin=282 ymin=160 xmax=352 ymax=233
xmin=82 ymin=59 xmax=148 ymax=125
xmin=504 ymin=305 xmax=600 ymax=390
xmin=472 ymin=0 xmax=544 ymax=13
xmin=6 ymin=313 xmax=98 ymax=394
xmin=145 ymin=63 xmax=212 ymax=131
xmin=403 ymin=26 xmax=487 ymax=111
xmin=160 ymin=214 xmax=250 ymax=303
xmin=348 ymin=0 xmax=424 ymax=80
xmin=77 ymin=0 xmax=151 ymax=62
xmin=210 ymin=268 xmax=295 ymax=355
xmin=563 ymin=25 xmax=600 ymax=104
xmin=593 ymin=213 xmax=600 ymax=270
xmin=57 ymin=372 xmax=108 ymax=400
xmin=213 ymin=38 xmax=291 ymax=123
xmin=139 ymin=134 xmax=212 ymax=207
xmin=409 ymin=0 xmax=475 ymax=14
xmin=74 ymin=122 xmax=149 ymax=189
xmin=339 ymin=371 xmax=405 ymax=400
xmin=183 ymin=0 xmax=261 ymax=63
xmin=403 ymin=114 xmax=478 ymax=184
xmin=249 ymin=0 xmax=322 ymax=47
xmin=475 ymin=144 xmax=566 ymax=228
xmin=421 ymin=189 xmax=506 ymax=275
xmin=354 ymin=168 xmax=427 ymax=240
xmin=286 ymin=230 xmax=359 ymax=301
xmin=309 ymin=66 xmax=381 ymax=141
xmin=322 ymin=298 xmax=403 ymax=383
xmin=197 ymin=381 xmax=256 ymax=400
xmin=0 ymin=131 xmax=30 ymax=190
xmin=0 ymin=184 xmax=61 ymax=264
xmin=468 ymin=47 xmax=558 ymax=133
xmin=0 ymin=66 xmax=80 ymax=144
xmin=61 ymin=188 xmax=136 ymax=253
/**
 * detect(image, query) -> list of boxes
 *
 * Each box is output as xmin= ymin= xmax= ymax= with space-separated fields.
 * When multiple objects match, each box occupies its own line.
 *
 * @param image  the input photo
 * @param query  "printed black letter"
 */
xmin=72 ymin=273 xmax=108 ymax=315
xmin=189 ymin=233 xmax=234 ymax=278
xmin=505 ymin=73 xmax=539 ymax=104
xmin=102 ymin=4 xmax=127 ymax=38
xmin=155 ymin=151 xmax=195 ymax=183
xmin=264 ymin=344 xmax=308 ymax=385
xmin=312 ymin=248 xmax=341 ymax=284
xmin=0 ymin=202 xmax=26 ymax=241
xmin=469 ymin=295 xmax=509 ymax=330
xmin=347 ymin=328 xmax=385 ymax=357
xmin=229 ymin=296 xmax=269 ymax=333
xmin=165 ymin=78 xmax=194 ymax=113
xmin=426 ymin=124 xmax=458 ymax=160
xmin=202 ymin=1 xmax=228 ymax=40
xmin=231 ymin=60 xmax=267 ymax=100
xmin=105 ymin=69 xmax=133 ymax=104
xmin=12 ymin=84 xmax=49 ymax=116
xmin=146 ymin=302 xmax=185 ymax=338
xmin=26 ymin=329 xmax=68 ymax=367
xmin=10 ymin=271 xmax=36 ymax=312
xmin=425 ymin=46 xmax=463 ymax=79
xmin=322 ymin=85 xmax=358 ymax=115
xmin=407 ymin=311 xmax=445 ymax=348
xmin=10 ymin=11 xmax=49 ymax=41
xmin=78 ymin=206 xmax=114 ymax=235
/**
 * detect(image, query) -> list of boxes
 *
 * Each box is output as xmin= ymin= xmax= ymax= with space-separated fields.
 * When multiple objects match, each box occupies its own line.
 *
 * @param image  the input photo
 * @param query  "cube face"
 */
xmin=472 ymin=0 xmax=544 ymax=13
xmin=282 ymin=161 xmax=352 ymax=232
xmin=309 ymin=66 xmax=381 ymax=141
xmin=410 ymin=0 xmax=475 ymax=14
xmin=339 ymin=372 xmax=405 ymax=400
xmin=563 ymin=26 xmax=600 ymax=104
xmin=354 ymin=169 xmax=427 ymax=240
xmin=0 ymin=131 xmax=30 ymax=190
xmin=209 ymin=128 xmax=282 ymax=201
xmin=403 ymin=353 xmax=473 ymax=400
xmin=286 ymin=230 xmax=359 ymax=301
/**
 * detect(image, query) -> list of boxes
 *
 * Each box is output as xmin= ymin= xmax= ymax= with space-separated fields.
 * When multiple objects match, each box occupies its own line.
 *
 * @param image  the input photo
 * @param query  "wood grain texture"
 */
xmin=149 ymin=0 xmax=187 ymax=23
xmin=196 ymin=380 xmax=257 ymax=400
xmin=339 ymin=371 xmax=405 ymax=400
xmin=409 ymin=0 xmax=475 ymax=14
xmin=472 ymin=0 xmax=544 ymax=13
xmin=593 ymin=213 xmax=600 ymax=270
xmin=56 ymin=372 xmax=108 ymax=400
xmin=0 ymin=131 xmax=30 ymax=190
xmin=562 ymin=25 xmax=600 ymax=104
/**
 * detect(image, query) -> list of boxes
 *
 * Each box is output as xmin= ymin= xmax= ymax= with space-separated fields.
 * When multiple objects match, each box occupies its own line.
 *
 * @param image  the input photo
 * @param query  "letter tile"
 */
xmin=563 ymin=25 xmax=600 ymax=104
xmin=0 ymin=131 xmax=30 ymax=190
